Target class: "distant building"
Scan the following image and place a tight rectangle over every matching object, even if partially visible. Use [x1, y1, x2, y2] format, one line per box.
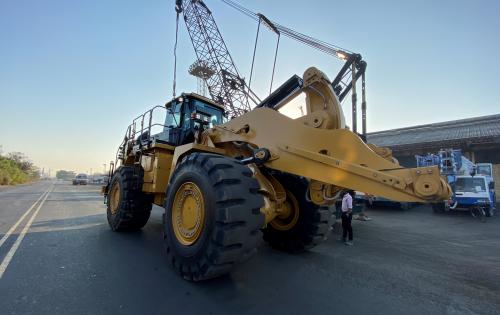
[56, 170, 76, 180]
[367, 114, 500, 197]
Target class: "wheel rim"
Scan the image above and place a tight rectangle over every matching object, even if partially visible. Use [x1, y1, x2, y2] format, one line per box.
[171, 182, 205, 246]
[270, 190, 300, 231]
[109, 181, 120, 215]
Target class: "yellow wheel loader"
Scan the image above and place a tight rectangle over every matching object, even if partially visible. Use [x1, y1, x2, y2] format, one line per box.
[103, 67, 451, 281]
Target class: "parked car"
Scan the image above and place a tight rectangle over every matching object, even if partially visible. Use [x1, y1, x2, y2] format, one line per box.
[72, 174, 89, 185]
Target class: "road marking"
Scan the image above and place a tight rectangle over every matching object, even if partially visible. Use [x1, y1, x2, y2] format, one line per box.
[0, 185, 52, 279]
[0, 186, 51, 249]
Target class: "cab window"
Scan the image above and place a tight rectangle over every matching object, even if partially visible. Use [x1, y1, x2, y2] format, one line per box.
[476, 165, 492, 176]
[455, 178, 486, 192]
[165, 102, 182, 128]
[192, 99, 224, 127]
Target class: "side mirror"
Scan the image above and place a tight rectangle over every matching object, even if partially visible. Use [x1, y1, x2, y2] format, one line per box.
[489, 181, 495, 190]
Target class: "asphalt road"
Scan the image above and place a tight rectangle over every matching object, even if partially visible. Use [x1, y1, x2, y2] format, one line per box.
[0, 181, 499, 315]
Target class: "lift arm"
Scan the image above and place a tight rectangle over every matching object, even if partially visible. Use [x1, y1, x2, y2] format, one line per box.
[202, 67, 451, 203]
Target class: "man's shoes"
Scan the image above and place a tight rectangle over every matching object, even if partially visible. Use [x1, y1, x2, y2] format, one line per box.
[344, 241, 354, 246]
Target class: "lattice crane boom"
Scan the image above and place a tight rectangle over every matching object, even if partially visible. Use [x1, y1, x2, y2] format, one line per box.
[175, 0, 259, 118]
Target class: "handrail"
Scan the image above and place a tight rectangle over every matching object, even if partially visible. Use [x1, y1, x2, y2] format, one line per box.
[128, 105, 169, 142]
[113, 105, 171, 171]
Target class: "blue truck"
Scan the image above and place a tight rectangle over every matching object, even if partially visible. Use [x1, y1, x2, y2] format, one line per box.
[416, 149, 496, 217]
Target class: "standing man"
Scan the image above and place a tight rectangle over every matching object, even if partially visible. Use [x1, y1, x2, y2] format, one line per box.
[341, 190, 354, 246]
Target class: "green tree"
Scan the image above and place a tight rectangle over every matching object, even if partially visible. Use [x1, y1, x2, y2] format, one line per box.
[0, 149, 40, 185]
[7, 152, 34, 172]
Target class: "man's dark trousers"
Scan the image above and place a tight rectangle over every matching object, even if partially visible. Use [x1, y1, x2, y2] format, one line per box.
[341, 212, 353, 241]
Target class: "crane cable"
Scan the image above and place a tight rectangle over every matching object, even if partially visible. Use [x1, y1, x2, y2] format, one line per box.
[269, 33, 280, 94]
[247, 15, 281, 96]
[246, 17, 261, 106]
[220, 0, 353, 59]
[172, 11, 180, 99]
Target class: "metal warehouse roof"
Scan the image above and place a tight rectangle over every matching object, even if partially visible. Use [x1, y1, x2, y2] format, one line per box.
[366, 114, 500, 148]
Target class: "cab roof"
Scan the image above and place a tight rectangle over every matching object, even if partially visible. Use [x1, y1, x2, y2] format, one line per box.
[165, 92, 225, 111]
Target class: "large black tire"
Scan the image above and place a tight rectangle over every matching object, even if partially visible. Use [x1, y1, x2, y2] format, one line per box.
[163, 153, 265, 281]
[106, 166, 153, 231]
[262, 173, 331, 253]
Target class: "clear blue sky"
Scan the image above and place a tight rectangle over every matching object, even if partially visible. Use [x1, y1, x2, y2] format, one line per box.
[1, 0, 499, 174]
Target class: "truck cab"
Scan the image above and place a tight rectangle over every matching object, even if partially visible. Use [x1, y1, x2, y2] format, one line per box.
[451, 175, 495, 216]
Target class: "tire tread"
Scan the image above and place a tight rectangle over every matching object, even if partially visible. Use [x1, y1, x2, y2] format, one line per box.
[163, 153, 264, 281]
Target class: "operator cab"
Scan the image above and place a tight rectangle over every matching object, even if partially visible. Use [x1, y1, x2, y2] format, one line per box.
[152, 93, 226, 146]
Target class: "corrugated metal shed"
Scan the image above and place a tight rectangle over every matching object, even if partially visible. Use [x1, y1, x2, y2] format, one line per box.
[367, 114, 500, 149]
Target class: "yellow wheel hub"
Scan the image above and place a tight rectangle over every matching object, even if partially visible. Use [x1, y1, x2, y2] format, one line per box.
[172, 182, 205, 246]
[109, 181, 120, 215]
[270, 190, 300, 231]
